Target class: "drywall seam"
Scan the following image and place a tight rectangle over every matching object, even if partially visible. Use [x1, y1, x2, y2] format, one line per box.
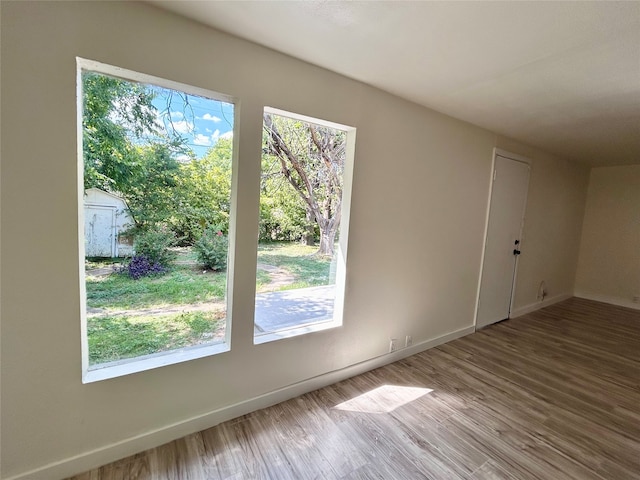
[4, 325, 475, 480]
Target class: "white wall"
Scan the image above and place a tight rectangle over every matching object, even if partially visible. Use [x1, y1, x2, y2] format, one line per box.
[575, 166, 640, 309]
[0, 2, 589, 478]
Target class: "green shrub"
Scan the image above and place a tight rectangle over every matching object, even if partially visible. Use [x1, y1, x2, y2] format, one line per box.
[194, 227, 228, 271]
[133, 226, 177, 267]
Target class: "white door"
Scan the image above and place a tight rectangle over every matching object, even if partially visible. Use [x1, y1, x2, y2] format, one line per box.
[476, 155, 530, 328]
[85, 206, 115, 257]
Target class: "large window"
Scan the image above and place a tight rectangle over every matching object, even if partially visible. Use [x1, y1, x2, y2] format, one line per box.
[78, 59, 235, 381]
[254, 108, 355, 342]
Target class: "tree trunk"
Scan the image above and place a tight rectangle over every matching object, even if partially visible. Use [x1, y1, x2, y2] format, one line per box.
[303, 208, 315, 246]
[317, 226, 338, 257]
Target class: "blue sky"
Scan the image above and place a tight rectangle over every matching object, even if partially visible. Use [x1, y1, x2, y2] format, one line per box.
[151, 87, 234, 160]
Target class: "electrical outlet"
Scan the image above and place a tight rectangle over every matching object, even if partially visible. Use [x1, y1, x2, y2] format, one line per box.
[389, 338, 399, 353]
[633, 295, 640, 304]
[405, 335, 413, 347]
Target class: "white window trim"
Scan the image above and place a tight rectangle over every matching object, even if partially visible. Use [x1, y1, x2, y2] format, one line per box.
[84, 343, 231, 383]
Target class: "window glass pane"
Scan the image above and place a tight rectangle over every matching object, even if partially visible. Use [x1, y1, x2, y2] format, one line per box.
[255, 111, 350, 339]
[81, 68, 234, 369]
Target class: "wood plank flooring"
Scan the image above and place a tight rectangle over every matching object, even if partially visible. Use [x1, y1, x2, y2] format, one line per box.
[69, 298, 640, 480]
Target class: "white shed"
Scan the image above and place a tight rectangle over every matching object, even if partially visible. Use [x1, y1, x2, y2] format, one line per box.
[84, 188, 134, 257]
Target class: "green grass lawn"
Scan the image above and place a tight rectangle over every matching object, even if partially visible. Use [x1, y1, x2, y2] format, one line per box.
[257, 242, 333, 289]
[88, 310, 224, 364]
[86, 242, 332, 365]
[87, 266, 227, 310]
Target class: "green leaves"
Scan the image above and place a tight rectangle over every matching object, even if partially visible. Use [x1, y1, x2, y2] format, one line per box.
[82, 71, 232, 244]
[82, 71, 161, 192]
[193, 227, 229, 271]
[132, 226, 177, 267]
[82, 71, 347, 253]
[173, 139, 233, 243]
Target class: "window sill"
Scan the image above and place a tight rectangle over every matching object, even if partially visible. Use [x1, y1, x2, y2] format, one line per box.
[253, 317, 342, 345]
[83, 341, 230, 383]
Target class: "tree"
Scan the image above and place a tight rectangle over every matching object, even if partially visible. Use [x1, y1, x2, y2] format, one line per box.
[173, 138, 233, 244]
[82, 71, 194, 240]
[262, 113, 346, 256]
[82, 71, 160, 193]
[259, 151, 309, 242]
[83, 70, 240, 246]
[123, 143, 182, 231]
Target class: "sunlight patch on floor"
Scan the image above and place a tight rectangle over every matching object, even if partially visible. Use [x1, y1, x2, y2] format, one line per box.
[333, 385, 433, 414]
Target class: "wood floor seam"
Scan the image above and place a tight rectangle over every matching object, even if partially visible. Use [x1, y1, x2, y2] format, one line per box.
[69, 298, 640, 480]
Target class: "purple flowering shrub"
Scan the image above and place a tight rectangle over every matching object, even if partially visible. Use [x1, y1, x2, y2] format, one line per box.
[121, 254, 167, 280]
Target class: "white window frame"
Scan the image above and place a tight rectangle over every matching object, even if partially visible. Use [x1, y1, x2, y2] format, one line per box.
[77, 58, 237, 382]
[253, 107, 356, 344]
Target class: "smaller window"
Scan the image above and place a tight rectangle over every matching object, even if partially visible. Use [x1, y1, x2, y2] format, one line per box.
[254, 108, 356, 343]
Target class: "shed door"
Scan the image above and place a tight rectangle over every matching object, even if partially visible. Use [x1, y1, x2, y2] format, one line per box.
[85, 206, 115, 257]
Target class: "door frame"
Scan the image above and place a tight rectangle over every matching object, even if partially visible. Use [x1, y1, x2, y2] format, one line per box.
[474, 148, 531, 329]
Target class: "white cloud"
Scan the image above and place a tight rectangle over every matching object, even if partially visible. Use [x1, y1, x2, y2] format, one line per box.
[170, 111, 184, 119]
[171, 120, 194, 134]
[193, 133, 213, 146]
[176, 154, 191, 163]
[202, 113, 222, 122]
[211, 129, 233, 143]
[205, 128, 213, 133]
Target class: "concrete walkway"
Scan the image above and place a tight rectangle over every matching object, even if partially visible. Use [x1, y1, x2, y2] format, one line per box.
[254, 285, 335, 333]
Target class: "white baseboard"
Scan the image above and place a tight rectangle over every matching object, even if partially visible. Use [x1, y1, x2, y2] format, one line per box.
[509, 293, 572, 318]
[7, 325, 475, 480]
[574, 292, 640, 311]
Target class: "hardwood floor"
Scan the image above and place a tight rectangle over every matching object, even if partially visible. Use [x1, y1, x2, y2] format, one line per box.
[69, 298, 640, 480]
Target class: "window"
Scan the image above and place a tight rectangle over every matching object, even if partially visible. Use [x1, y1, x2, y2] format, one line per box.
[254, 108, 355, 343]
[78, 59, 236, 381]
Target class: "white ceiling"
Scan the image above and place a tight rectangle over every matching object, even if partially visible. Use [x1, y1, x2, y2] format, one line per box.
[151, 1, 640, 167]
